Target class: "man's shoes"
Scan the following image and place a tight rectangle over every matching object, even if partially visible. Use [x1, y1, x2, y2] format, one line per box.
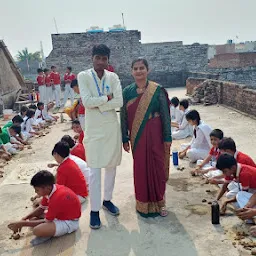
[103, 201, 120, 216]
[90, 211, 101, 229]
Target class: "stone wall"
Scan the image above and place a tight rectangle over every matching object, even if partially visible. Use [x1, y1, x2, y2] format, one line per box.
[191, 79, 256, 116]
[46, 30, 209, 88]
[186, 78, 207, 95]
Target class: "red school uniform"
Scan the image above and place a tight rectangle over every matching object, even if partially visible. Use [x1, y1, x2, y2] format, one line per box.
[50, 71, 61, 85]
[45, 74, 52, 87]
[78, 131, 84, 144]
[78, 100, 85, 115]
[64, 73, 76, 84]
[235, 151, 256, 168]
[37, 75, 45, 86]
[209, 147, 220, 161]
[71, 143, 86, 161]
[40, 184, 81, 221]
[224, 164, 256, 190]
[56, 158, 88, 197]
[106, 65, 114, 72]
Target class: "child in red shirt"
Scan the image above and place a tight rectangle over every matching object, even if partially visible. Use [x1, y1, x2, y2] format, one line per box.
[37, 68, 46, 104]
[50, 66, 61, 108]
[8, 171, 81, 246]
[191, 129, 223, 176]
[44, 68, 53, 104]
[216, 154, 256, 215]
[61, 135, 86, 161]
[70, 79, 86, 130]
[72, 120, 84, 144]
[63, 67, 76, 107]
[52, 141, 88, 203]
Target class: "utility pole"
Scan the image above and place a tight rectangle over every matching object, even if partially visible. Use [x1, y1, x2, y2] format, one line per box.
[122, 13, 125, 28]
[54, 18, 59, 34]
[40, 41, 45, 68]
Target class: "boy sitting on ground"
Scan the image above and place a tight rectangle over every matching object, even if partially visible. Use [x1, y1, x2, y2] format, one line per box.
[52, 141, 88, 203]
[170, 97, 182, 122]
[61, 135, 86, 161]
[171, 99, 193, 140]
[43, 102, 59, 122]
[72, 120, 84, 144]
[215, 154, 256, 215]
[20, 106, 28, 119]
[8, 170, 82, 246]
[35, 102, 47, 128]
[191, 129, 223, 177]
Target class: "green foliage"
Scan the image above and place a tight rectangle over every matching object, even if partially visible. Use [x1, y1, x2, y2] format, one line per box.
[16, 48, 42, 62]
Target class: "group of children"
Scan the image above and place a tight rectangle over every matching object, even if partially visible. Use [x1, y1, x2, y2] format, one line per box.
[171, 96, 256, 237]
[37, 66, 76, 108]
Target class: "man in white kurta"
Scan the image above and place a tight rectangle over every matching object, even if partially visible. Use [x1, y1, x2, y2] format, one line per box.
[77, 44, 123, 229]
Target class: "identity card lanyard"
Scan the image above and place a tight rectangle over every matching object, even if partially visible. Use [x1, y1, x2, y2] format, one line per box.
[91, 71, 106, 96]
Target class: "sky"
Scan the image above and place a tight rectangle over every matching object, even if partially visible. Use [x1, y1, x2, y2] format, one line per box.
[0, 0, 256, 58]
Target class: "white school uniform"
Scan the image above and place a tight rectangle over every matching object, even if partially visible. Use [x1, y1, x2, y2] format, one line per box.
[25, 118, 36, 134]
[170, 106, 182, 123]
[53, 85, 61, 107]
[181, 121, 212, 162]
[172, 108, 193, 140]
[35, 109, 46, 125]
[42, 105, 55, 121]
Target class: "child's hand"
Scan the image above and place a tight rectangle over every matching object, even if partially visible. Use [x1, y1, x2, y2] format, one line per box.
[209, 178, 219, 185]
[8, 222, 23, 233]
[74, 134, 79, 140]
[48, 163, 56, 168]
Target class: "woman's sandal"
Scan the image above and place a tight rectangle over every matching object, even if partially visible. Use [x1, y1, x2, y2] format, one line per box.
[160, 207, 168, 217]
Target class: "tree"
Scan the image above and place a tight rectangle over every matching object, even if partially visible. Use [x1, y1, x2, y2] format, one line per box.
[16, 48, 42, 62]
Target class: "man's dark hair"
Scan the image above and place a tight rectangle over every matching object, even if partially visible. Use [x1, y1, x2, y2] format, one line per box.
[43, 68, 49, 73]
[218, 137, 236, 152]
[216, 153, 237, 171]
[26, 109, 35, 118]
[67, 66, 72, 71]
[131, 58, 149, 71]
[51, 66, 56, 69]
[31, 170, 55, 187]
[186, 110, 201, 125]
[10, 125, 21, 134]
[170, 97, 180, 107]
[179, 99, 189, 109]
[20, 106, 28, 114]
[37, 68, 43, 73]
[12, 115, 24, 124]
[71, 79, 78, 88]
[61, 135, 75, 148]
[72, 119, 81, 126]
[37, 102, 44, 108]
[92, 44, 110, 58]
[210, 129, 224, 140]
[28, 104, 37, 110]
[52, 141, 70, 158]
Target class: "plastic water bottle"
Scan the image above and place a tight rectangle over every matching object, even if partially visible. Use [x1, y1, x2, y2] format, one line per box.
[172, 148, 179, 166]
[211, 201, 220, 224]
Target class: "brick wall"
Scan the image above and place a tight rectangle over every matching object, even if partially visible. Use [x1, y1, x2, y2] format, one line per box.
[186, 78, 207, 95]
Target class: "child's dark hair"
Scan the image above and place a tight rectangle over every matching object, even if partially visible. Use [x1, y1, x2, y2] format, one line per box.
[43, 68, 49, 73]
[179, 99, 189, 109]
[21, 106, 28, 114]
[10, 125, 21, 134]
[24, 110, 35, 130]
[216, 153, 237, 171]
[28, 104, 37, 110]
[131, 58, 149, 71]
[61, 135, 75, 148]
[210, 129, 224, 140]
[37, 68, 43, 73]
[31, 170, 55, 187]
[186, 110, 201, 125]
[218, 137, 236, 152]
[72, 119, 81, 126]
[51, 65, 56, 69]
[92, 44, 110, 59]
[170, 97, 180, 107]
[52, 141, 70, 158]
[71, 79, 78, 88]
[67, 66, 72, 71]
[37, 102, 44, 108]
[12, 115, 24, 124]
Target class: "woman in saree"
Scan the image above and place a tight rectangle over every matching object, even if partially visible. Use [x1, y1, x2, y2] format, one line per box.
[121, 58, 172, 218]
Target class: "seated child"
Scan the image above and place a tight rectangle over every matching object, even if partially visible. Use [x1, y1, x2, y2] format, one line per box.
[42, 102, 59, 122]
[61, 135, 86, 161]
[64, 100, 79, 121]
[170, 97, 182, 122]
[28, 104, 37, 111]
[48, 140, 89, 188]
[215, 154, 256, 215]
[23, 110, 41, 137]
[71, 79, 85, 130]
[171, 99, 193, 140]
[35, 102, 46, 127]
[191, 129, 224, 177]
[209, 137, 256, 185]
[3, 115, 28, 144]
[179, 110, 212, 163]
[72, 120, 84, 144]
[20, 106, 29, 119]
[8, 171, 81, 246]
[52, 141, 88, 203]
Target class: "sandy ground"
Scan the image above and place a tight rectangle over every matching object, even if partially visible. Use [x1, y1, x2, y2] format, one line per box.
[0, 88, 256, 256]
